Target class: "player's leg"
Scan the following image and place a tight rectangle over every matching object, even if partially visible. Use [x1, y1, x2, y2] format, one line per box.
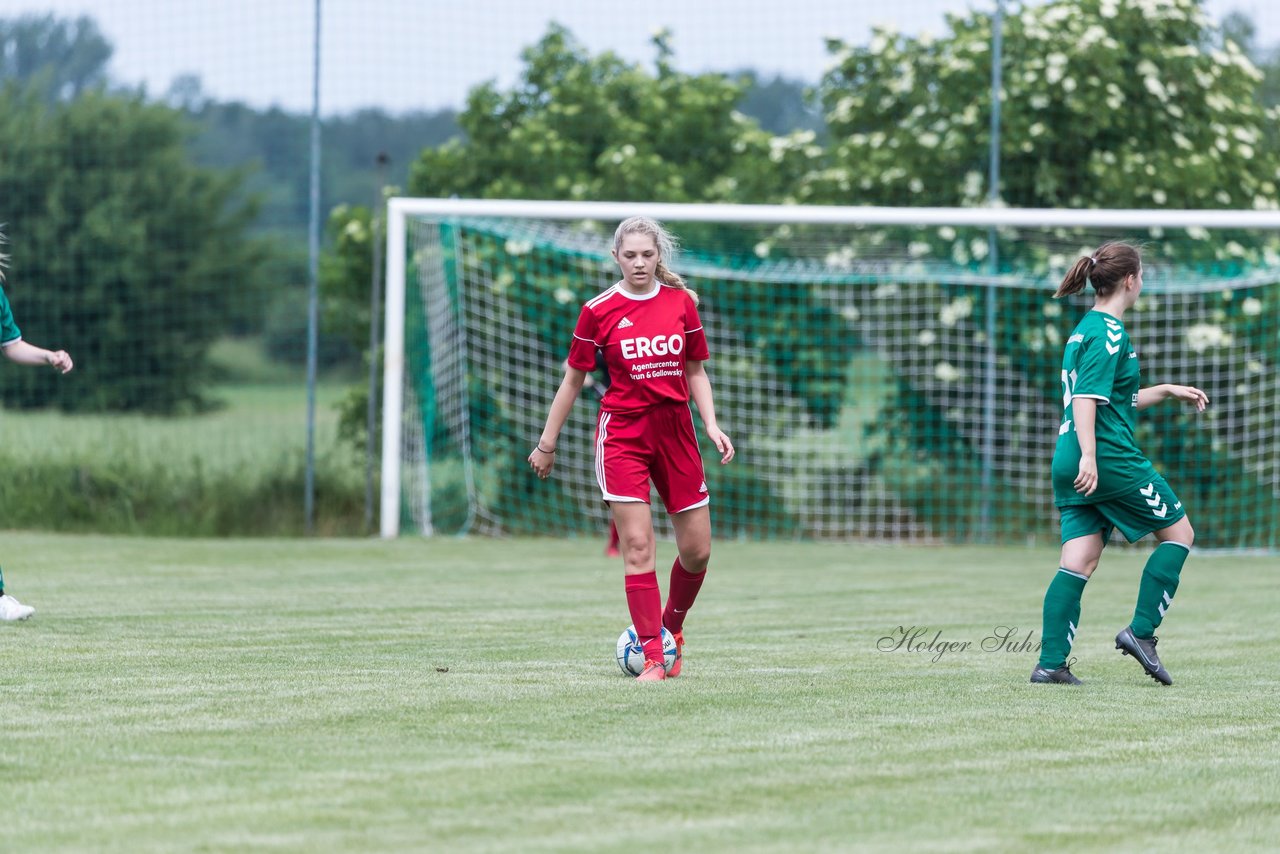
[650, 403, 711, 677]
[1130, 515, 1193, 639]
[1032, 506, 1107, 684]
[0, 566, 35, 621]
[664, 506, 712, 677]
[613, 501, 665, 678]
[668, 504, 711, 622]
[1108, 477, 1188, 685]
[596, 411, 665, 679]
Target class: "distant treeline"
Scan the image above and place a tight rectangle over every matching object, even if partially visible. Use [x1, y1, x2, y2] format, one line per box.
[178, 70, 817, 248]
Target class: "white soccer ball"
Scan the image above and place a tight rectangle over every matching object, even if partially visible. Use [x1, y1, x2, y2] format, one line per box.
[615, 625, 677, 676]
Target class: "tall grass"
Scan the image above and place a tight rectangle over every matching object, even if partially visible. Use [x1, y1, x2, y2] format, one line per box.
[0, 382, 368, 536]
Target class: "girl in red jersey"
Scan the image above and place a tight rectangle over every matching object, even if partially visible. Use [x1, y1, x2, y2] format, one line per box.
[529, 217, 734, 681]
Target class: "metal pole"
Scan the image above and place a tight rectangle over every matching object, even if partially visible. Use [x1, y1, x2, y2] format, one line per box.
[304, 0, 322, 534]
[380, 201, 408, 538]
[980, 0, 1004, 541]
[365, 152, 389, 533]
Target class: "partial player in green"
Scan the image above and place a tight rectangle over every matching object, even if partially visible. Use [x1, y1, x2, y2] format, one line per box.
[0, 230, 75, 621]
[1031, 242, 1207, 686]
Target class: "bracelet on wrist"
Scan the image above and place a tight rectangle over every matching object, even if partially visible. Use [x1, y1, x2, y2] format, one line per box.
[536, 445, 556, 454]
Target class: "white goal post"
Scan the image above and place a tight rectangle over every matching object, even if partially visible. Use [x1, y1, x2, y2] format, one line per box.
[381, 198, 1280, 540]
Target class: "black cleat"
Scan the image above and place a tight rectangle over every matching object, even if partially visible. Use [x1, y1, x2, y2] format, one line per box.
[1030, 664, 1083, 685]
[1116, 627, 1172, 685]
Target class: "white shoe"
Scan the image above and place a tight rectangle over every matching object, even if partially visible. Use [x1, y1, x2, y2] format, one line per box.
[0, 593, 35, 621]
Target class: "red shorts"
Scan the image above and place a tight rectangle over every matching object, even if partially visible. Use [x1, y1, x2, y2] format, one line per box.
[594, 402, 710, 514]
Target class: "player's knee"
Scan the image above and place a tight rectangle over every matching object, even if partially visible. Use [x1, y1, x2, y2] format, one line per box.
[1059, 551, 1099, 577]
[1070, 557, 1099, 577]
[1179, 520, 1195, 548]
[679, 546, 710, 574]
[619, 536, 655, 568]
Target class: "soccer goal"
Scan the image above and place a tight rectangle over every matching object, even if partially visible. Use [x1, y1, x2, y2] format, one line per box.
[381, 199, 1280, 550]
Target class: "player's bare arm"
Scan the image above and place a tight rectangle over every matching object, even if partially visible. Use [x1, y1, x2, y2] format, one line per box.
[1072, 396, 1098, 496]
[686, 360, 734, 464]
[529, 366, 588, 479]
[1136, 383, 1208, 412]
[3, 340, 73, 374]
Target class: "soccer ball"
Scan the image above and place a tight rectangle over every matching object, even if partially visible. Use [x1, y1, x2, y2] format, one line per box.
[615, 625, 677, 677]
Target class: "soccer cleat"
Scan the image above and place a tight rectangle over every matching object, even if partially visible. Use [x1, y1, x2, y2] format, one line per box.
[0, 593, 35, 621]
[667, 631, 685, 678]
[635, 660, 667, 682]
[1116, 627, 1172, 685]
[605, 544, 621, 558]
[1030, 664, 1083, 685]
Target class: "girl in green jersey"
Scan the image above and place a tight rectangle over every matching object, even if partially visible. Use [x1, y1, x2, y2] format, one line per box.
[0, 231, 75, 621]
[1032, 242, 1207, 686]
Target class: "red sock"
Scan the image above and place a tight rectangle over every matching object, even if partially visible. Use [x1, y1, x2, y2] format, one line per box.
[625, 571, 664, 664]
[663, 557, 706, 634]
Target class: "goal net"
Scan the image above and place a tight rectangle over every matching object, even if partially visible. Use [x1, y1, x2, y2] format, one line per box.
[382, 200, 1280, 550]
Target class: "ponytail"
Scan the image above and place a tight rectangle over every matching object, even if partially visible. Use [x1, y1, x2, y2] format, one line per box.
[1054, 242, 1142, 299]
[655, 260, 698, 305]
[1053, 257, 1093, 298]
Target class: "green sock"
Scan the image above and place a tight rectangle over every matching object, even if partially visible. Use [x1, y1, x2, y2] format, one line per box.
[1129, 542, 1189, 638]
[1038, 568, 1088, 670]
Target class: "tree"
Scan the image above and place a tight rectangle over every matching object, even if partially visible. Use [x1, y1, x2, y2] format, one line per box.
[1222, 10, 1280, 154]
[734, 71, 825, 137]
[806, 0, 1280, 264]
[408, 24, 813, 205]
[0, 86, 264, 413]
[0, 14, 112, 102]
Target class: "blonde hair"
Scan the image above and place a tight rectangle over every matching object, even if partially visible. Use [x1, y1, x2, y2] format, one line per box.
[613, 216, 698, 305]
[1054, 241, 1142, 299]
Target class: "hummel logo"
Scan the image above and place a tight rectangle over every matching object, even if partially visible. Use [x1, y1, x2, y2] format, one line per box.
[1174, 501, 1182, 510]
[618, 317, 633, 329]
[1107, 330, 1123, 343]
[1106, 343, 1120, 355]
[1140, 483, 1155, 497]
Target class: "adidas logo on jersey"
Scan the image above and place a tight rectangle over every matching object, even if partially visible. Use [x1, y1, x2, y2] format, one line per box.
[699, 481, 708, 493]
[617, 317, 633, 329]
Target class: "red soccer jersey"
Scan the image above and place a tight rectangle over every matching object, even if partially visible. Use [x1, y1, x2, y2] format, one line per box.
[567, 283, 710, 413]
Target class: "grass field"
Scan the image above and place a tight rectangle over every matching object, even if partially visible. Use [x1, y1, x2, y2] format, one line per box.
[3, 533, 1278, 852]
[0, 379, 369, 535]
[1, 382, 351, 476]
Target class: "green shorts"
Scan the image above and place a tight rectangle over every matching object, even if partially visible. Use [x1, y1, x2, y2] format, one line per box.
[1058, 475, 1186, 545]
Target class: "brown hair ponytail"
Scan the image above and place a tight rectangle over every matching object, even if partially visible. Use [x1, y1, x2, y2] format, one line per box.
[1053, 242, 1142, 299]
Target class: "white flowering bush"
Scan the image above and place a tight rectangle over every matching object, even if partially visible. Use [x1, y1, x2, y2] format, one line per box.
[806, 0, 1280, 266]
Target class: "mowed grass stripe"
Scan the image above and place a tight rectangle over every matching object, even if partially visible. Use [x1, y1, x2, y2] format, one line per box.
[2, 534, 1277, 852]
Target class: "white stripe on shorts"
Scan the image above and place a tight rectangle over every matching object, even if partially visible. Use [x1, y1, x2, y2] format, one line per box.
[594, 412, 640, 502]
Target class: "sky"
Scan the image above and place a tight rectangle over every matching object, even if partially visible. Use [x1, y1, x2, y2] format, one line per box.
[1, 0, 1277, 115]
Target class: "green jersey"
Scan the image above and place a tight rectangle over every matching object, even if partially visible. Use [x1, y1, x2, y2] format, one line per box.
[1052, 310, 1156, 505]
[0, 283, 21, 347]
